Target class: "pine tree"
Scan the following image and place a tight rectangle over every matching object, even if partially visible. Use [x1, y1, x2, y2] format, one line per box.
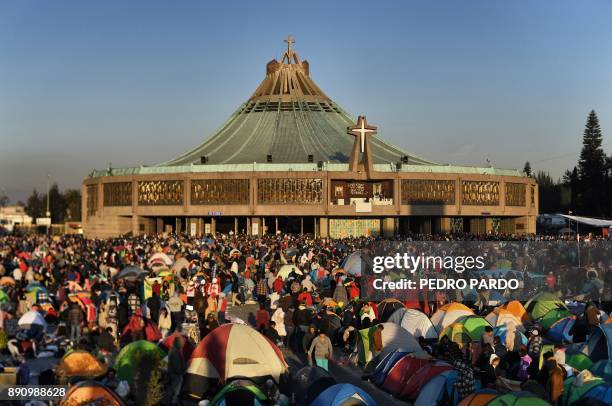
[523, 161, 532, 177]
[577, 110, 606, 215]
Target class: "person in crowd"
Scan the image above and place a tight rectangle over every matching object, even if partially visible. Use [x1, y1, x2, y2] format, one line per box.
[308, 331, 333, 371]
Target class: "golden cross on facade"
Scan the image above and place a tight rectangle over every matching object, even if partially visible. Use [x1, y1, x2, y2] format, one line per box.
[348, 116, 377, 153]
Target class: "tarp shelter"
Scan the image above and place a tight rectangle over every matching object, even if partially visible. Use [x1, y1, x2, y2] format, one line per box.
[582, 325, 612, 363]
[114, 340, 166, 384]
[56, 350, 107, 379]
[431, 303, 474, 332]
[209, 379, 268, 406]
[381, 356, 430, 395]
[184, 324, 288, 399]
[377, 298, 405, 322]
[61, 380, 125, 406]
[294, 366, 336, 406]
[559, 214, 612, 228]
[525, 292, 567, 320]
[311, 383, 376, 406]
[590, 360, 612, 382]
[388, 308, 437, 340]
[354, 322, 424, 364]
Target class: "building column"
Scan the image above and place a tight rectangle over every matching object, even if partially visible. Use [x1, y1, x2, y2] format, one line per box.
[318, 217, 328, 238]
[382, 217, 395, 238]
[132, 215, 140, 236]
[485, 218, 494, 235]
[156, 218, 164, 234]
[247, 217, 252, 235]
[275, 217, 278, 234]
[234, 217, 238, 235]
[440, 217, 451, 233]
[300, 217, 304, 234]
[262, 217, 266, 235]
[210, 217, 216, 234]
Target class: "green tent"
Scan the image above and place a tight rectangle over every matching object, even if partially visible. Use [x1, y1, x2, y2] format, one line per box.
[566, 353, 594, 371]
[540, 308, 572, 330]
[113, 340, 166, 384]
[487, 391, 549, 405]
[439, 315, 491, 346]
[0, 290, 9, 304]
[562, 376, 604, 406]
[210, 380, 268, 406]
[525, 292, 566, 320]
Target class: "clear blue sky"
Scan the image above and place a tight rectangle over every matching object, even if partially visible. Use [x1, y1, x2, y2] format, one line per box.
[1, 0, 611, 202]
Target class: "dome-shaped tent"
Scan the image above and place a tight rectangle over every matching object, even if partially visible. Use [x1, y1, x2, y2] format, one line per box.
[114, 340, 166, 384]
[431, 303, 474, 332]
[61, 380, 125, 406]
[525, 292, 566, 320]
[353, 322, 425, 364]
[582, 325, 612, 363]
[311, 383, 376, 406]
[56, 350, 107, 379]
[183, 323, 288, 399]
[388, 308, 437, 340]
[485, 308, 524, 332]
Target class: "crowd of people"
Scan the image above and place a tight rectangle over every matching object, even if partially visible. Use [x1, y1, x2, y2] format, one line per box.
[0, 231, 609, 405]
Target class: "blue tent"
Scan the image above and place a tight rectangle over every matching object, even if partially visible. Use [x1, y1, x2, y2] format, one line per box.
[311, 384, 377, 406]
[582, 383, 612, 404]
[340, 251, 373, 277]
[369, 349, 412, 386]
[582, 325, 612, 363]
[546, 316, 575, 343]
[493, 325, 528, 347]
[590, 360, 612, 382]
[414, 370, 482, 406]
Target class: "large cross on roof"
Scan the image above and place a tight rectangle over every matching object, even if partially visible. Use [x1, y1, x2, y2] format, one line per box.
[348, 116, 377, 153]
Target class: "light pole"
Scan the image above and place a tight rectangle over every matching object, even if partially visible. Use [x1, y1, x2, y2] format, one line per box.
[46, 174, 51, 235]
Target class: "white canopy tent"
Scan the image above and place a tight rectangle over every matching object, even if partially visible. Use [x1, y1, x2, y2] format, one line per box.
[559, 214, 612, 228]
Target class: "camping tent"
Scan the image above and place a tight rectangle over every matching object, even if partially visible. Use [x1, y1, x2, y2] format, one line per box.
[525, 292, 566, 320]
[414, 369, 459, 406]
[381, 356, 430, 395]
[566, 353, 594, 372]
[377, 299, 405, 322]
[18, 310, 47, 329]
[56, 350, 107, 379]
[498, 300, 530, 323]
[353, 322, 424, 364]
[485, 309, 524, 332]
[431, 303, 474, 331]
[400, 361, 454, 400]
[340, 251, 373, 277]
[545, 316, 575, 343]
[458, 389, 498, 406]
[540, 308, 573, 330]
[114, 340, 166, 384]
[487, 391, 549, 405]
[209, 379, 268, 406]
[562, 375, 605, 406]
[183, 324, 288, 399]
[388, 308, 437, 340]
[369, 349, 413, 386]
[439, 316, 491, 346]
[159, 332, 194, 361]
[590, 360, 612, 382]
[311, 383, 376, 406]
[582, 325, 612, 363]
[277, 264, 302, 280]
[294, 366, 336, 406]
[62, 380, 125, 406]
[581, 383, 612, 405]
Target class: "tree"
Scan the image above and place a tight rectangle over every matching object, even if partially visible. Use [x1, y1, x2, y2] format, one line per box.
[523, 161, 532, 177]
[577, 110, 607, 215]
[63, 189, 81, 221]
[0, 193, 8, 208]
[562, 166, 579, 212]
[48, 183, 68, 223]
[25, 189, 44, 220]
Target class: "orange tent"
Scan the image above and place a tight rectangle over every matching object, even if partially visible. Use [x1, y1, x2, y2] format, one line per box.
[459, 391, 498, 406]
[61, 380, 125, 406]
[56, 350, 107, 379]
[499, 300, 529, 322]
